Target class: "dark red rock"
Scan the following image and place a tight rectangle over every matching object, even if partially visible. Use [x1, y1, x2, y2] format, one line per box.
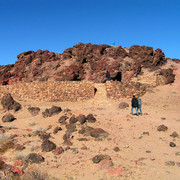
[69, 115, 78, 124]
[42, 105, 62, 118]
[118, 102, 129, 109]
[28, 107, 40, 116]
[86, 114, 96, 123]
[77, 114, 87, 124]
[159, 68, 175, 84]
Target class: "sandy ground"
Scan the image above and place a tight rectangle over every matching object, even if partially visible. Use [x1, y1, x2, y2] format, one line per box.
[0, 60, 180, 180]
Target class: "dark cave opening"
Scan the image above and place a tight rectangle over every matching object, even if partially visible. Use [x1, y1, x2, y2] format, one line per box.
[111, 72, 122, 82]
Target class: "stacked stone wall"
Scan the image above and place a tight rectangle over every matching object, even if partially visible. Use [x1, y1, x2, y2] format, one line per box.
[105, 75, 166, 99]
[0, 81, 95, 102]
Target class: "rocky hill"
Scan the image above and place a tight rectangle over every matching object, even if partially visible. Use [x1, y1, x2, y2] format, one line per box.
[0, 43, 177, 87]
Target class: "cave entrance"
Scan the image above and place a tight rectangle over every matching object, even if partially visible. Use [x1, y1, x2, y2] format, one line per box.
[111, 72, 122, 82]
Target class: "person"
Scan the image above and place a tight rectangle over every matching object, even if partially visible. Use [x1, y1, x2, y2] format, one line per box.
[106, 71, 110, 81]
[131, 95, 139, 116]
[136, 95, 142, 115]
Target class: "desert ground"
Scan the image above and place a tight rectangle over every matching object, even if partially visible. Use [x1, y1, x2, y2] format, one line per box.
[0, 60, 180, 180]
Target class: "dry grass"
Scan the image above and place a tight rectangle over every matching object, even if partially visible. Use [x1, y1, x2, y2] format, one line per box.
[22, 167, 58, 180]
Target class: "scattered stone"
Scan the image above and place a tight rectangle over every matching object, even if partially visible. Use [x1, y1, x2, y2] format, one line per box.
[98, 159, 113, 170]
[108, 167, 124, 175]
[175, 152, 180, 156]
[42, 105, 62, 118]
[81, 145, 88, 150]
[1, 93, 21, 111]
[0, 159, 5, 169]
[150, 157, 155, 161]
[143, 132, 149, 135]
[66, 124, 77, 133]
[59, 115, 68, 124]
[53, 126, 62, 134]
[165, 161, 175, 166]
[2, 113, 16, 122]
[169, 142, 176, 147]
[26, 153, 45, 164]
[28, 107, 40, 116]
[77, 114, 87, 124]
[90, 128, 109, 139]
[15, 144, 26, 151]
[86, 114, 96, 123]
[52, 146, 64, 155]
[143, 113, 149, 115]
[77, 138, 89, 141]
[92, 154, 111, 164]
[170, 131, 179, 138]
[72, 148, 78, 154]
[118, 102, 129, 109]
[69, 115, 78, 124]
[157, 125, 168, 131]
[78, 126, 94, 136]
[113, 146, 120, 152]
[161, 117, 166, 120]
[38, 132, 50, 140]
[176, 162, 180, 167]
[146, 150, 151, 153]
[41, 140, 56, 152]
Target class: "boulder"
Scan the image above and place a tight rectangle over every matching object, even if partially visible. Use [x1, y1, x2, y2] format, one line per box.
[86, 114, 96, 123]
[118, 102, 129, 109]
[52, 146, 64, 155]
[90, 128, 109, 138]
[42, 105, 62, 118]
[28, 107, 40, 116]
[1, 93, 21, 111]
[53, 126, 62, 134]
[157, 125, 168, 131]
[69, 115, 78, 124]
[2, 113, 15, 122]
[77, 114, 87, 124]
[59, 115, 68, 124]
[92, 154, 111, 163]
[41, 140, 56, 152]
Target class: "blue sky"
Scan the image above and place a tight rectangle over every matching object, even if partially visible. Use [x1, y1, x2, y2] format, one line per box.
[0, 0, 180, 65]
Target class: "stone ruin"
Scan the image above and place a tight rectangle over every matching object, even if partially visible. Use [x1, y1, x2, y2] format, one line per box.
[0, 43, 177, 100]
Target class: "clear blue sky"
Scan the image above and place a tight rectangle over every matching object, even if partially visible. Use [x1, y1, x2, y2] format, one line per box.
[0, 0, 180, 65]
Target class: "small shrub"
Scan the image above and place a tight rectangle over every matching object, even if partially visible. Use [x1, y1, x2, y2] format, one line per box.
[0, 139, 15, 154]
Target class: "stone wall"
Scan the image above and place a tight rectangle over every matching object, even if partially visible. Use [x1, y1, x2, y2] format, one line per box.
[105, 75, 166, 99]
[0, 80, 95, 102]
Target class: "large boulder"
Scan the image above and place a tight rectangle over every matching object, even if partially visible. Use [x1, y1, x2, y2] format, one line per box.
[1, 93, 21, 111]
[41, 140, 56, 152]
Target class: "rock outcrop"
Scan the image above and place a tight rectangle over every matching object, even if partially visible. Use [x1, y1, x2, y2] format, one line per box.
[0, 43, 171, 85]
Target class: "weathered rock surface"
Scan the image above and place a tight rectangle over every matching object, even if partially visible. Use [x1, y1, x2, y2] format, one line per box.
[86, 114, 96, 123]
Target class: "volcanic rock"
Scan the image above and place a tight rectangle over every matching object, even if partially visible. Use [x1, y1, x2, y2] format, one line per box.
[1, 93, 21, 111]
[170, 131, 179, 138]
[38, 132, 50, 140]
[118, 102, 129, 109]
[169, 142, 176, 147]
[53, 126, 62, 134]
[86, 114, 96, 123]
[41, 140, 56, 152]
[90, 128, 109, 138]
[59, 115, 68, 124]
[52, 146, 64, 155]
[66, 124, 77, 133]
[157, 125, 168, 131]
[69, 115, 78, 124]
[77, 114, 87, 124]
[28, 107, 40, 116]
[2, 113, 16, 122]
[42, 105, 62, 118]
[78, 126, 94, 136]
[92, 154, 111, 163]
